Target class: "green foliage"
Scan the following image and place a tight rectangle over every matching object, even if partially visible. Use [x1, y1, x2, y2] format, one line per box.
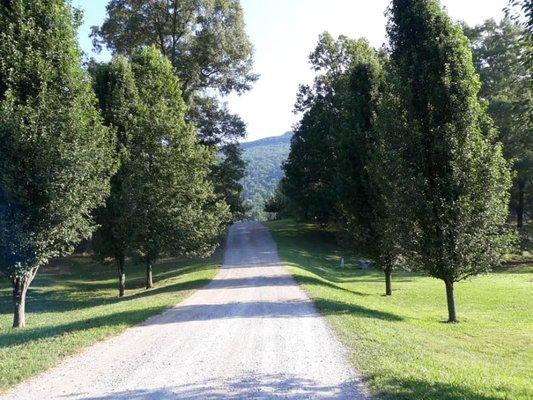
[189, 95, 248, 146]
[92, 0, 257, 98]
[93, 0, 255, 216]
[92, 0, 255, 144]
[281, 3, 519, 318]
[89, 57, 140, 264]
[212, 143, 247, 221]
[127, 47, 229, 267]
[264, 186, 287, 216]
[334, 45, 389, 261]
[284, 33, 370, 223]
[464, 18, 533, 227]
[384, 0, 515, 320]
[505, 0, 533, 49]
[283, 33, 409, 294]
[0, 0, 116, 326]
[283, 101, 338, 223]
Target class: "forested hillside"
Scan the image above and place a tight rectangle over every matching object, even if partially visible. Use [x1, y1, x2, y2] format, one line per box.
[241, 132, 292, 219]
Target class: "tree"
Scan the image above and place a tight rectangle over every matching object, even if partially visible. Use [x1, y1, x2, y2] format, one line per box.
[264, 185, 287, 217]
[464, 19, 532, 228]
[0, 0, 116, 327]
[188, 96, 247, 146]
[505, 1, 533, 39]
[284, 33, 360, 223]
[91, 0, 256, 144]
[386, 0, 514, 322]
[335, 44, 407, 296]
[127, 47, 229, 289]
[89, 57, 140, 297]
[92, 0, 256, 98]
[211, 143, 247, 221]
[291, 34, 408, 295]
[283, 101, 339, 223]
[92, 0, 254, 218]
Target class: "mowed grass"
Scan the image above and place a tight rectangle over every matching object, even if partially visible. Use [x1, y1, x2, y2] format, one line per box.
[266, 219, 533, 400]
[0, 253, 220, 392]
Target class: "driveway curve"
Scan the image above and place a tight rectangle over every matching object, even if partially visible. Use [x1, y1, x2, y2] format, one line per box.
[1, 221, 366, 399]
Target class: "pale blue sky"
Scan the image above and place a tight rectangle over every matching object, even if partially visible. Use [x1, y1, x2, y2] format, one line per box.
[73, 0, 506, 141]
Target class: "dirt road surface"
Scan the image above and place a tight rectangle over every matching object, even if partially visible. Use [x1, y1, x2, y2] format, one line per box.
[2, 222, 366, 399]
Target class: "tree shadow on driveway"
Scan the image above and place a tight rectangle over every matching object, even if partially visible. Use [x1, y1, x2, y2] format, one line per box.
[141, 297, 402, 326]
[77, 373, 364, 399]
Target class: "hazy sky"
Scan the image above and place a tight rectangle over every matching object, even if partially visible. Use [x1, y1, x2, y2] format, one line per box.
[73, 0, 506, 142]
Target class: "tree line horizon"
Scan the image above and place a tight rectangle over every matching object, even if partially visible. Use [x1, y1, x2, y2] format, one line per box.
[269, 0, 531, 322]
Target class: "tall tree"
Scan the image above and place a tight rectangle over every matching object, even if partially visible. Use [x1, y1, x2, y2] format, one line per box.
[283, 101, 339, 223]
[0, 0, 116, 327]
[128, 46, 229, 289]
[386, 0, 514, 322]
[505, 0, 533, 39]
[211, 143, 247, 221]
[335, 44, 407, 296]
[464, 19, 532, 228]
[89, 57, 140, 297]
[284, 33, 362, 223]
[291, 34, 410, 295]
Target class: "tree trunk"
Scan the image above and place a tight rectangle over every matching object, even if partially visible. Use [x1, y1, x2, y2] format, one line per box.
[384, 268, 392, 296]
[117, 256, 126, 297]
[145, 261, 154, 289]
[444, 279, 457, 323]
[11, 270, 36, 328]
[517, 179, 525, 228]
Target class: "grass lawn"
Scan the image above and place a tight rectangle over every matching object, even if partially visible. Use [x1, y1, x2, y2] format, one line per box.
[266, 219, 533, 400]
[0, 253, 220, 392]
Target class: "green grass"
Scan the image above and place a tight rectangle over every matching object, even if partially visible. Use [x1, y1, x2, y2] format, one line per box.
[0, 253, 220, 392]
[266, 219, 533, 400]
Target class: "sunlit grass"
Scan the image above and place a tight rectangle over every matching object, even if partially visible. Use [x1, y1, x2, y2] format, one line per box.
[0, 253, 220, 391]
[267, 219, 533, 400]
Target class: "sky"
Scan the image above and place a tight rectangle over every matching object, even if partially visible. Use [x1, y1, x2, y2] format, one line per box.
[73, 0, 506, 142]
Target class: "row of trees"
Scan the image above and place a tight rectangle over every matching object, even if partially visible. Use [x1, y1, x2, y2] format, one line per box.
[90, 49, 228, 297]
[278, 0, 531, 322]
[0, 0, 255, 328]
[92, 0, 255, 220]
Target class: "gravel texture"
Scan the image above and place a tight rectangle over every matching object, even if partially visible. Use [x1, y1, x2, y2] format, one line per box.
[2, 221, 366, 399]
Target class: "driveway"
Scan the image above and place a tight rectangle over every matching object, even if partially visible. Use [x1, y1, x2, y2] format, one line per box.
[1, 221, 365, 399]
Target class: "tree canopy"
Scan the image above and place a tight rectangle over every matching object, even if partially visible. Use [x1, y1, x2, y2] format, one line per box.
[212, 143, 247, 222]
[384, 0, 514, 321]
[92, 0, 257, 98]
[464, 18, 532, 228]
[279, 1, 518, 320]
[0, 0, 116, 327]
[92, 0, 255, 218]
[127, 46, 229, 288]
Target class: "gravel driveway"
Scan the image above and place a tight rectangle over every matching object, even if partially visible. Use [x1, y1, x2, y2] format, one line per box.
[2, 221, 366, 399]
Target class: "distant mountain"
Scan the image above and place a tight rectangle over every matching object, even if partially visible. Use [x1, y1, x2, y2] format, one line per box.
[241, 132, 292, 219]
[241, 131, 293, 150]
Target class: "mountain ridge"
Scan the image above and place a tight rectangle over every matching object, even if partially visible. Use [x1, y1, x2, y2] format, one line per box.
[241, 131, 293, 149]
[240, 131, 292, 219]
